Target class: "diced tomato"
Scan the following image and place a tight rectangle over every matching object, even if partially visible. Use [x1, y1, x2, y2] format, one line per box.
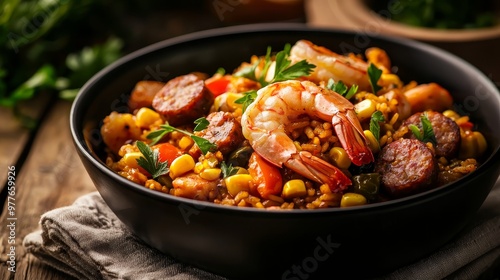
[459, 121, 474, 131]
[247, 152, 283, 199]
[153, 143, 182, 165]
[205, 75, 231, 97]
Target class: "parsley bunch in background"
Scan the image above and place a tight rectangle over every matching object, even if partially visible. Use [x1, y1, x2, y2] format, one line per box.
[0, 0, 123, 128]
[378, 0, 497, 29]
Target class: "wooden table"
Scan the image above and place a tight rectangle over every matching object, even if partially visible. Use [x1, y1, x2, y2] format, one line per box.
[0, 95, 95, 279]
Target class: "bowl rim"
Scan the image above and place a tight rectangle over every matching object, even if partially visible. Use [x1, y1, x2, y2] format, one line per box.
[70, 22, 500, 216]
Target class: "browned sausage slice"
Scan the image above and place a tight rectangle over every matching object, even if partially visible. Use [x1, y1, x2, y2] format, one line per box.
[375, 138, 438, 198]
[128, 80, 165, 112]
[398, 110, 460, 158]
[190, 111, 245, 156]
[152, 74, 214, 126]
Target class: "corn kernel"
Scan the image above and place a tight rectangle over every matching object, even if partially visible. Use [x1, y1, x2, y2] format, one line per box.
[473, 131, 487, 156]
[235, 167, 249, 174]
[213, 92, 244, 112]
[178, 136, 193, 150]
[442, 110, 460, 120]
[340, 193, 367, 207]
[135, 107, 161, 128]
[226, 93, 244, 109]
[319, 184, 331, 194]
[363, 130, 380, 153]
[329, 147, 351, 169]
[380, 73, 402, 87]
[282, 179, 307, 199]
[120, 152, 143, 169]
[206, 157, 219, 168]
[224, 174, 254, 197]
[200, 168, 222, 181]
[169, 154, 195, 179]
[459, 131, 487, 159]
[354, 99, 377, 121]
[456, 116, 470, 126]
[194, 162, 204, 173]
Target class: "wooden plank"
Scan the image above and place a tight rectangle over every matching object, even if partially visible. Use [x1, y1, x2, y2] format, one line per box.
[0, 99, 95, 280]
[0, 93, 53, 191]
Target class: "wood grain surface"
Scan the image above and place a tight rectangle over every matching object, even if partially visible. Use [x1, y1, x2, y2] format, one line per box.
[0, 100, 95, 280]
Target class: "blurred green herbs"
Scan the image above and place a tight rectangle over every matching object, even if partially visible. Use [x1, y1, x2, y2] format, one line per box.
[389, 0, 497, 29]
[0, 0, 123, 128]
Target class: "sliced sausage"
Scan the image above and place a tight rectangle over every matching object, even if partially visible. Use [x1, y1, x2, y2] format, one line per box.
[397, 110, 460, 158]
[375, 138, 438, 198]
[152, 74, 214, 126]
[128, 80, 165, 112]
[189, 111, 245, 156]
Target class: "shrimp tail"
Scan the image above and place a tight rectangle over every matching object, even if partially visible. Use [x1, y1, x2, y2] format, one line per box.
[332, 110, 375, 166]
[285, 151, 351, 192]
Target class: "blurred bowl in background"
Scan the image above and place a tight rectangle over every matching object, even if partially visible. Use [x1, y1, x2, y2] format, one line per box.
[306, 0, 500, 81]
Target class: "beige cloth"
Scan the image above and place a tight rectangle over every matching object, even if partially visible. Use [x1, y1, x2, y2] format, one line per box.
[23, 179, 500, 280]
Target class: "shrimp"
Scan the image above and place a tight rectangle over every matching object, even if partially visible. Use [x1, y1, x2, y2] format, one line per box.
[101, 112, 142, 154]
[365, 47, 391, 74]
[289, 40, 372, 91]
[241, 80, 374, 191]
[403, 83, 453, 113]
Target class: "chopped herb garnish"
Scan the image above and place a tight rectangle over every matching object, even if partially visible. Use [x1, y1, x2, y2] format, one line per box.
[216, 67, 226, 75]
[221, 161, 238, 178]
[326, 78, 359, 100]
[146, 122, 217, 155]
[146, 125, 175, 146]
[235, 44, 315, 88]
[234, 44, 315, 112]
[234, 90, 258, 113]
[345, 84, 359, 100]
[191, 135, 217, 155]
[369, 111, 385, 143]
[327, 79, 347, 94]
[136, 141, 169, 179]
[367, 63, 383, 93]
[193, 117, 210, 132]
[408, 125, 422, 140]
[409, 112, 437, 145]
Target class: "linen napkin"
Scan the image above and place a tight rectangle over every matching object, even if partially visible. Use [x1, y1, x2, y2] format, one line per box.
[23, 179, 500, 280]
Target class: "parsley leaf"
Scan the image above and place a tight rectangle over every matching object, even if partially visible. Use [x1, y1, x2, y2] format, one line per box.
[136, 141, 169, 179]
[369, 111, 385, 143]
[193, 117, 210, 132]
[147, 126, 175, 145]
[221, 161, 238, 178]
[146, 122, 217, 155]
[270, 44, 315, 85]
[409, 112, 437, 145]
[235, 44, 315, 88]
[420, 112, 437, 145]
[327, 78, 346, 94]
[367, 63, 383, 93]
[234, 90, 258, 113]
[216, 67, 226, 75]
[408, 124, 423, 140]
[191, 135, 217, 155]
[234, 61, 258, 81]
[326, 79, 359, 100]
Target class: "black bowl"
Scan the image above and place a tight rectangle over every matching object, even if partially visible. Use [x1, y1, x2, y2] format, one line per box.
[70, 23, 500, 279]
